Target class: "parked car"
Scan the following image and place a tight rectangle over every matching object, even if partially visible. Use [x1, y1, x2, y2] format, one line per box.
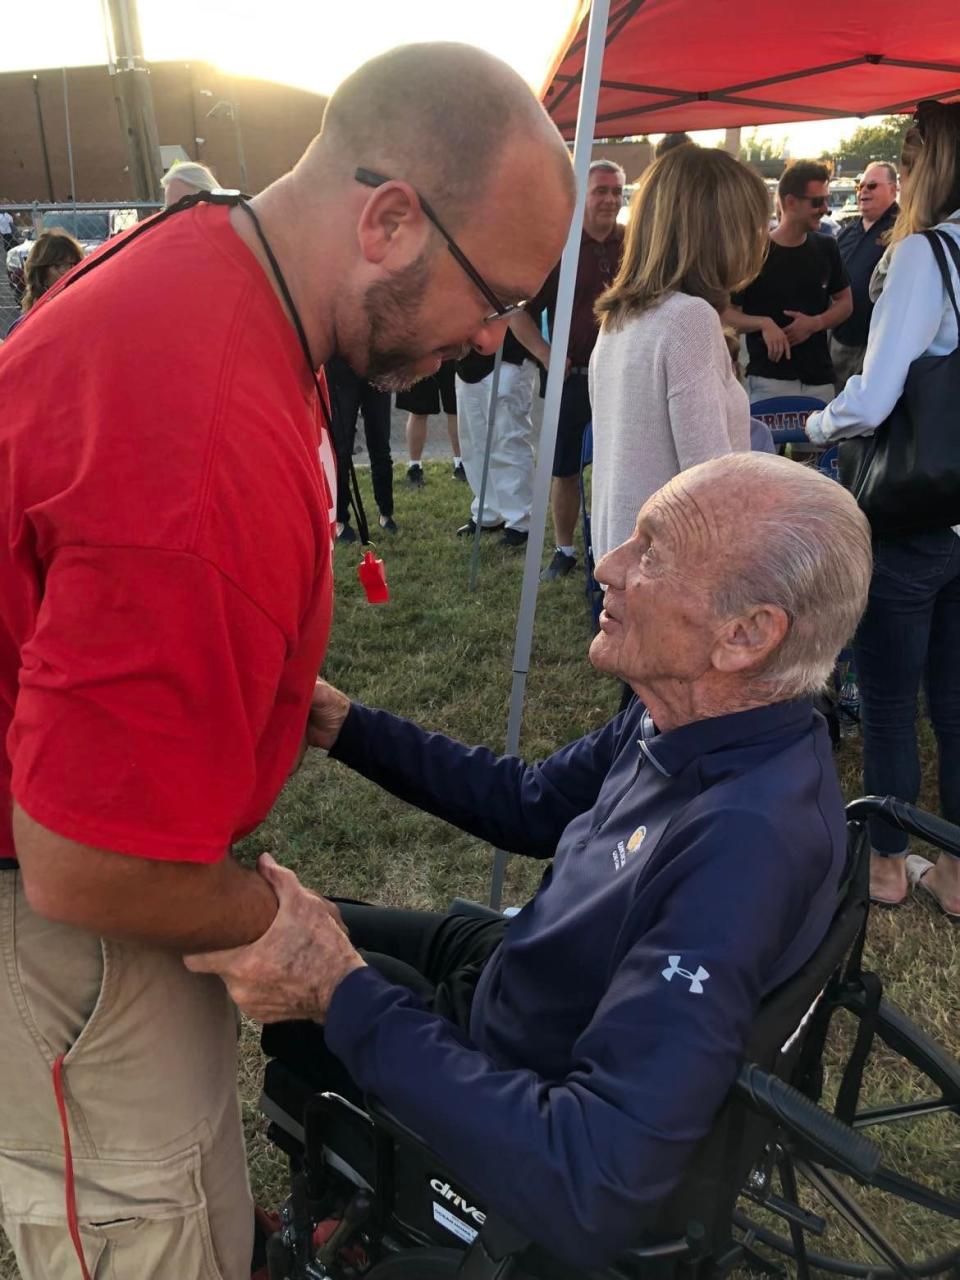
[5, 208, 138, 300]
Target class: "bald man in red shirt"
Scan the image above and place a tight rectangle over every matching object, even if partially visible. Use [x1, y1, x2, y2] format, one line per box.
[0, 44, 573, 1280]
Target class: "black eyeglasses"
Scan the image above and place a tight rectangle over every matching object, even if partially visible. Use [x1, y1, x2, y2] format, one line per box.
[795, 195, 829, 208]
[355, 167, 527, 325]
[856, 181, 889, 192]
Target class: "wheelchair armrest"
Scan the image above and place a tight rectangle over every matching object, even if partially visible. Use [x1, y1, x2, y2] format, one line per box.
[846, 796, 960, 857]
[735, 1064, 882, 1179]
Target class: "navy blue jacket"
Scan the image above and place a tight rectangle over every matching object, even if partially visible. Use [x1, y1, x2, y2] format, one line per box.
[325, 697, 846, 1266]
[834, 203, 899, 347]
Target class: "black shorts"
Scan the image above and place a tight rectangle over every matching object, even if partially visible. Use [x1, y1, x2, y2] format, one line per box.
[395, 359, 457, 416]
[552, 371, 592, 478]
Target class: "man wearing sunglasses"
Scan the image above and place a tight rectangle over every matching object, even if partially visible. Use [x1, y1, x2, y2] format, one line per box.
[831, 162, 900, 386]
[725, 160, 852, 404]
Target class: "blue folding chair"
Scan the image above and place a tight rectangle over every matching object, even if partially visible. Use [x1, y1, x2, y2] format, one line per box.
[751, 396, 859, 733]
[578, 421, 603, 632]
[749, 395, 827, 453]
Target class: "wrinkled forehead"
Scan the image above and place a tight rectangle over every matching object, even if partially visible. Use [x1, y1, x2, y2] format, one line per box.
[638, 478, 723, 562]
[588, 168, 623, 193]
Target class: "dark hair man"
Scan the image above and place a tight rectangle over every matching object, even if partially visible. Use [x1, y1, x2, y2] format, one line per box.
[189, 452, 872, 1270]
[830, 161, 900, 386]
[655, 131, 694, 157]
[510, 158, 626, 581]
[0, 43, 574, 1280]
[724, 160, 853, 402]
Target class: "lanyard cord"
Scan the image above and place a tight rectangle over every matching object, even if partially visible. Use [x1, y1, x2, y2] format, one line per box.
[46, 190, 371, 545]
[235, 199, 370, 543]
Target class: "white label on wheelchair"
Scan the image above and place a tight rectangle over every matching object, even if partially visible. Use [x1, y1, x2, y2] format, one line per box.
[430, 1176, 486, 1244]
[432, 1202, 480, 1245]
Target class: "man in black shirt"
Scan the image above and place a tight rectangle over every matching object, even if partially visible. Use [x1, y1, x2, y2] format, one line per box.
[725, 160, 852, 404]
[831, 162, 899, 386]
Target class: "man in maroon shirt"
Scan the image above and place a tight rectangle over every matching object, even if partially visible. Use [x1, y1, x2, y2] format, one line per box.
[0, 43, 574, 1280]
[512, 159, 626, 580]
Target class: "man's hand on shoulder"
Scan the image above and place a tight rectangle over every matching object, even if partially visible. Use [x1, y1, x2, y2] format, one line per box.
[307, 679, 352, 751]
[185, 853, 365, 1023]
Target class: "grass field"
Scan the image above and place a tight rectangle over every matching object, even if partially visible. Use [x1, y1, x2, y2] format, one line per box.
[2, 460, 957, 1277]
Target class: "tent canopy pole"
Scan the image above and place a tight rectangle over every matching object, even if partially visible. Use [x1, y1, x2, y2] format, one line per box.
[488, 0, 612, 909]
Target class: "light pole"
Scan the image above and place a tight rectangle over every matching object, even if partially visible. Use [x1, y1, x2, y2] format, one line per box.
[202, 93, 249, 192]
[102, 0, 163, 200]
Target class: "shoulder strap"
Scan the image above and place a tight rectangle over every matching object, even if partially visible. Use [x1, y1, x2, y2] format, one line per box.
[921, 229, 960, 329]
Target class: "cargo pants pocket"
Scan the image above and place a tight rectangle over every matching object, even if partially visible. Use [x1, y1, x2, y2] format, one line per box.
[0, 1138, 226, 1279]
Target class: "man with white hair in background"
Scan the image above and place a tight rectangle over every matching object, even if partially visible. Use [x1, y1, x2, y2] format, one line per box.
[830, 161, 900, 385]
[161, 160, 221, 206]
[190, 451, 873, 1270]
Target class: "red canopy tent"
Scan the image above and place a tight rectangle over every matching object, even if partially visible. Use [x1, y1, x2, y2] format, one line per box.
[541, 0, 960, 138]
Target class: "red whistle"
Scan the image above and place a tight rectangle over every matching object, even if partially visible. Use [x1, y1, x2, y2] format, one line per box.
[357, 550, 390, 604]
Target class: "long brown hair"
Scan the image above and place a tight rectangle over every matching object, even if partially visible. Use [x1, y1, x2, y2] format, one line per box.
[21, 229, 84, 311]
[596, 145, 769, 329]
[891, 103, 960, 245]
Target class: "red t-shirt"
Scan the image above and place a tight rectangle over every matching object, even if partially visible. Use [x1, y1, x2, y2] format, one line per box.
[0, 204, 335, 862]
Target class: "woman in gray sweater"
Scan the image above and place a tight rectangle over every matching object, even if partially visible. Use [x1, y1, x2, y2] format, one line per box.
[590, 145, 770, 560]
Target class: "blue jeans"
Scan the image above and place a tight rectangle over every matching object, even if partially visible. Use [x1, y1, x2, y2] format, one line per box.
[854, 530, 960, 854]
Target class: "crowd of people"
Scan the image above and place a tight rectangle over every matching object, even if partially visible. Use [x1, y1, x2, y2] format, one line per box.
[0, 37, 958, 1279]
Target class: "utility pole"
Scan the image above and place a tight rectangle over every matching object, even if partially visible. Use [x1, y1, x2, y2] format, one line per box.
[103, 0, 162, 200]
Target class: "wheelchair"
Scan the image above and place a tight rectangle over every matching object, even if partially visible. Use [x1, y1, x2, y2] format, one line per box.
[258, 796, 960, 1279]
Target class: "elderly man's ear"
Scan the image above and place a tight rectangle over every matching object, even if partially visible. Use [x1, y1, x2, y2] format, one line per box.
[711, 605, 789, 675]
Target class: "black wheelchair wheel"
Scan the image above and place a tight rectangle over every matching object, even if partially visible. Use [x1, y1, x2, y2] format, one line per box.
[735, 997, 960, 1278]
[364, 1246, 466, 1278]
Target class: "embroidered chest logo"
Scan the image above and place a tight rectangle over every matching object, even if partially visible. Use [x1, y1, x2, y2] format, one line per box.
[611, 825, 646, 870]
[662, 955, 710, 994]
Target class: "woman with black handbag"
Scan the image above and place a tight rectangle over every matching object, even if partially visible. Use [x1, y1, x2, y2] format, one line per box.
[805, 101, 960, 918]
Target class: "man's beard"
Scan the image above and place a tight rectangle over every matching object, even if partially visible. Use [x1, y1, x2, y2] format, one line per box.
[362, 254, 436, 393]
[360, 256, 472, 391]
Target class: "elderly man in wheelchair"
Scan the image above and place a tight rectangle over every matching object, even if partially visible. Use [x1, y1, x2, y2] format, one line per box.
[189, 452, 960, 1280]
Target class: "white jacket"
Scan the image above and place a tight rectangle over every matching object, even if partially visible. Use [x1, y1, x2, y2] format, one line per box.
[807, 213, 960, 444]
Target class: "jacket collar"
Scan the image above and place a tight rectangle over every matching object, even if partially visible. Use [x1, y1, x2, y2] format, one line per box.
[634, 698, 815, 779]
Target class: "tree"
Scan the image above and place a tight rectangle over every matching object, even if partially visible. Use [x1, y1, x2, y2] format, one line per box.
[822, 116, 908, 176]
[740, 128, 785, 164]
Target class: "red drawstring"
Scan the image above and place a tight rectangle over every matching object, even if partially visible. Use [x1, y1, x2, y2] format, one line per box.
[52, 1053, 93, 1280]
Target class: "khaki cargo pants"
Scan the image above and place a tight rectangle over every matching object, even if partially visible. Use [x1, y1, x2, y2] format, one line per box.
[0, 872, 253, 1279]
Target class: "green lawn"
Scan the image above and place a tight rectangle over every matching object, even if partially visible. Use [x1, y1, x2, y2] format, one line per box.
[2, 460, 957, 1277]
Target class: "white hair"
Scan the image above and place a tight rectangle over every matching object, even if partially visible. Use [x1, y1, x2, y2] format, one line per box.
[160, 162, 219, 193]
[589, 158, 626, 183]
[681, 453, 873, 699]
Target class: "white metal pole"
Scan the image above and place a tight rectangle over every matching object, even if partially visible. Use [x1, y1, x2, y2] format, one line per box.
[468, 346, 505, 592]
[488, 0, 611, 908]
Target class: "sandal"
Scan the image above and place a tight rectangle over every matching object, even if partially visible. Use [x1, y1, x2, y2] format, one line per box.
[906, 854, 960, 924]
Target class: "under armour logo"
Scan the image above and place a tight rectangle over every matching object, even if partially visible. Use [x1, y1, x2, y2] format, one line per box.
[662, 955, 710, 994]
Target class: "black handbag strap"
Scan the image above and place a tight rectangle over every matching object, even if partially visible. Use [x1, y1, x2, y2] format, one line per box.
[922, 228, 960, 333]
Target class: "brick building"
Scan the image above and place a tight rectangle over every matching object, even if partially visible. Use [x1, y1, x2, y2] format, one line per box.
[0, 61, 328, 202]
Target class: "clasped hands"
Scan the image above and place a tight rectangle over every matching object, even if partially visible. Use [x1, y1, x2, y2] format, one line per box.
[186, 679, 363, 1023]
[761, 311, 820, 363]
